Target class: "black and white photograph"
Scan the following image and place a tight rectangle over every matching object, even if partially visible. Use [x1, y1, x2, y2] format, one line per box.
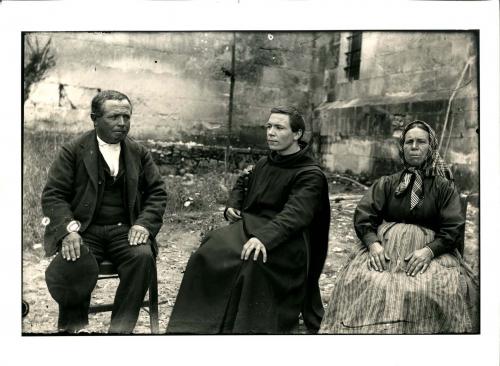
[1, 1, 499, 366]
[21, 30, 480, 335]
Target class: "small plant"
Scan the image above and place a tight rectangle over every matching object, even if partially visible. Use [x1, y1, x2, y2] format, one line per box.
[24, 35, 56, 103]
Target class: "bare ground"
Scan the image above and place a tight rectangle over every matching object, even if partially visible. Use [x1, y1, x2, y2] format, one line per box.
[22, 192, 479, 334]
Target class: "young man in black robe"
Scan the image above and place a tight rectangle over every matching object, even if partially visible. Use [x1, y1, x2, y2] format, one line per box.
[167, 106, 331, 334]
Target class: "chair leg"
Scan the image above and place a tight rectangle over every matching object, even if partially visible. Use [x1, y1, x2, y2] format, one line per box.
[149, 263, 160, 334]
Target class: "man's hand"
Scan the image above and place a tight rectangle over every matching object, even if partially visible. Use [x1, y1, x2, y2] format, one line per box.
[368, 241, 390, 271]
[241, 237, 267, 263]
[128, 225, 149, 245]
[404, 247, 433, 276]
[61, 232, 82, 261]
[226, 207, 242, 222]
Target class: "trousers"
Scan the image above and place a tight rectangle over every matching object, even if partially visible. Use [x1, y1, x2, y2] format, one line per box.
[55, 223, 154, 333]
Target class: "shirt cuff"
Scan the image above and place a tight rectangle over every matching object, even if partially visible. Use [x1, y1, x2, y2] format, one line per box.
[424, 246, 435, 258]
[426, 239, 446, 258]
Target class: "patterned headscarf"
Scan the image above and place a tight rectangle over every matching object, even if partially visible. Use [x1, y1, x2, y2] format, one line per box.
[395, 120, 453, 210]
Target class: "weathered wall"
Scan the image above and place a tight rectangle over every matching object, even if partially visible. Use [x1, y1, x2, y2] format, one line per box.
[24, 32, 233, 141]
[229, 32, 324, 147]
[314, 31, 478, 190]
[24, 31, 479, 190]
[24, 32, 327, 148]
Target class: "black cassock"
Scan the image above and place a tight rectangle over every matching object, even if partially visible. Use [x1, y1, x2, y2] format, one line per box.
[167, 144, 330, 334]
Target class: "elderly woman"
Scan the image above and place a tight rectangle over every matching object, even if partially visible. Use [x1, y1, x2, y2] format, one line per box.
[320, 120, 476, 334]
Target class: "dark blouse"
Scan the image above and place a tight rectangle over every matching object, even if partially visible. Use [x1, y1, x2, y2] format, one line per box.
[354, 171, 464, 257]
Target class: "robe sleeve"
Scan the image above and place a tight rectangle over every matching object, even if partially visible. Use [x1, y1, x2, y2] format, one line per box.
[248, 169, 326, 250]
[225, 173, 248, 214]
[353, 176, 390, 247]
[224, 159, 262, 220]
[426, 179, 464, 257]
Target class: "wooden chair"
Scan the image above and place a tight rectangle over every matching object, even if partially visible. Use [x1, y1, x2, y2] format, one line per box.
[88, 260, 160, 334]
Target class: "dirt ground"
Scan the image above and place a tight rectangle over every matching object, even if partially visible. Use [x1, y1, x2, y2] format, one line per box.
[21, 189, 479, 334]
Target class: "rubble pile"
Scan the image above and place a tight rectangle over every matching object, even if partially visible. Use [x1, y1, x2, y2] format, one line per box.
[143, 139, 267, 175]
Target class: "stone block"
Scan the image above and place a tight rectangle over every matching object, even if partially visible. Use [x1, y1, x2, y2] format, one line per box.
[464, 110, 478, 129]
[447, 136, 479, 157]
[468, 62, 479, 86]
[335, 84, 347, 101]
[453, 97, 478, 113]
[280, 89, 309, 109]
[371, 139, 399, 160]
[359, 52, 375, 76]
[326, 141, 366, 174]
[367, 77, 385, 96]
[410, 99, 447, 114]
[314, 33, 331, 49]
[428, 40, 454, 64]
[254, 87, 281, 105]
[377, 54, 404, 75]
[434, 67, 461, 91]
[233, 103, 271, 128]
[261, 66, 309, 91]
[326, 42, 340, 70]
[385, 73, 412, 94]
[233, 82, 253, 100]
[283, 51, 313, 73]
[408, 71, 437, 94]
[373, 32, 409, 56]
[341, 82, 354, 101]
[450, 111, 479, 131]
[400, 48, 432, 74]
[386, 102, 411, 116]
[351, 80, 369, 99]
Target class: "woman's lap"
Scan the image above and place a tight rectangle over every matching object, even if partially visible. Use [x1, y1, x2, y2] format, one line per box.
[320, 223, 473, 334]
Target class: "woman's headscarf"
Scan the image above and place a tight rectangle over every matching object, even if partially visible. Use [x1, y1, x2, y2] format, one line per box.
[395, 120, 453, 210]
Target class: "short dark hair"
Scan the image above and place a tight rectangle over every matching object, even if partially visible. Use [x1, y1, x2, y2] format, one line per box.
[270, 105, 305, 140]
[90, 90, 132, 119]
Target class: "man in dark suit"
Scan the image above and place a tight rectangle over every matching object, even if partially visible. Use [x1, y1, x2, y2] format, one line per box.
[41, 90, 167, 333]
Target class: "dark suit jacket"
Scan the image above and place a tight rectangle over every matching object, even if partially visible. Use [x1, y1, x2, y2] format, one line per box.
[41, 130, 167, 257]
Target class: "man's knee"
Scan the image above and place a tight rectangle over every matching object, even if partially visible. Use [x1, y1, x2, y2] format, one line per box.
[129, 243, 154, 266]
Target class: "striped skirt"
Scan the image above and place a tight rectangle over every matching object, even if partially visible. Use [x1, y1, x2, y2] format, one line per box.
[320, 222, 476, 334]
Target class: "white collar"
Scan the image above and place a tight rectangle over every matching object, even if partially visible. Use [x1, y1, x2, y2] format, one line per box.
[96, 134, 121, 149]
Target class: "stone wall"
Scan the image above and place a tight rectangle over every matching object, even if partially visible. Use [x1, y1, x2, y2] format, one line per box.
[24, 31, 479, 190]
[24, 32, 330, 148]
[228, 32, 325, 147]
[313, 31, 479, 191]
[24, 32, 233, 141]
[144, 139, 267, 175]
